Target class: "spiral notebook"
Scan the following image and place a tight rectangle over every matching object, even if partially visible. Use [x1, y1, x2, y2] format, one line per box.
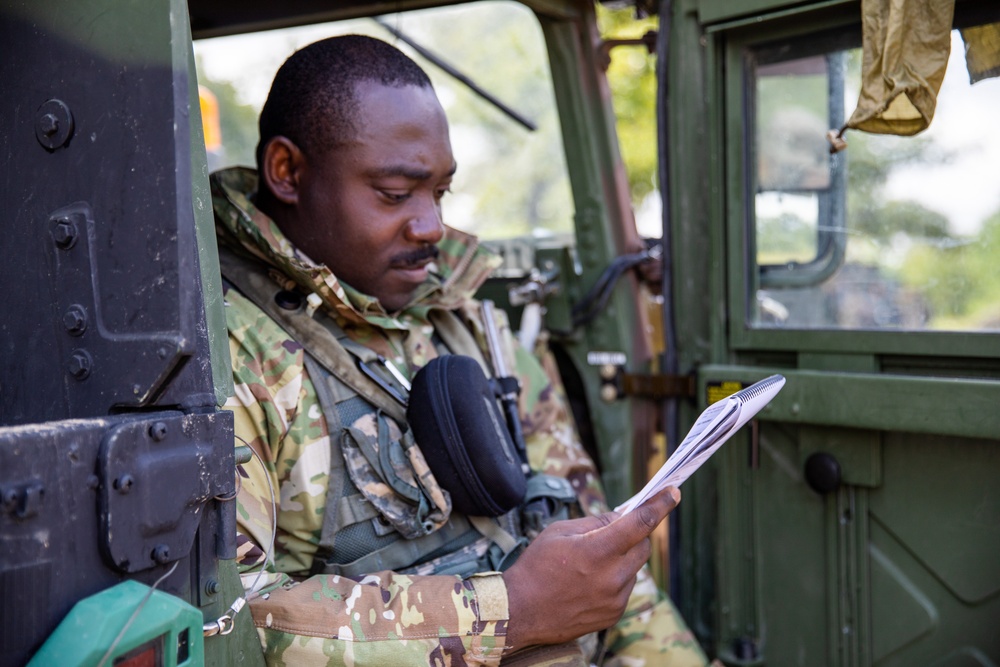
[616, 374, 786, 514]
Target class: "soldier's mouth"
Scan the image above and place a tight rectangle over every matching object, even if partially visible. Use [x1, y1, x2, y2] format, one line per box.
[390, 245, 440, 271]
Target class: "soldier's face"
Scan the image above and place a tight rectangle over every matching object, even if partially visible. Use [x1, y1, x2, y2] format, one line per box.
[297, 81, 454, 313]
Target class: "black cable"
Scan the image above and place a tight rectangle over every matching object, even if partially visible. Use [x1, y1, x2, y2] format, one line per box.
[571, 245, 661, 328]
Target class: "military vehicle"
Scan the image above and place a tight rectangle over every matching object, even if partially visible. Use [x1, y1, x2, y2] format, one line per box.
[2, 0, 998, 665]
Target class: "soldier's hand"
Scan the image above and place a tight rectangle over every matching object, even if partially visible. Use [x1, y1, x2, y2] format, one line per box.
[501, 486, 680, 652]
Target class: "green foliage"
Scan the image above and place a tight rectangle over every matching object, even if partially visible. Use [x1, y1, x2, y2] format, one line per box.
[845, 132, 953, 243]
[381, 3, 575, 238]
[757, 212, 818, 264]
[842, 127, 1000, 329]
[899, 211, 1000, 327]
[597, 5, 659, 206]
[196, 56, 259, 169]
[192, 4, 662, 236]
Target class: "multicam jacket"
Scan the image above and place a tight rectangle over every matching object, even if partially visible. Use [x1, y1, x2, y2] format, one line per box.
[212, 167, 710, 667]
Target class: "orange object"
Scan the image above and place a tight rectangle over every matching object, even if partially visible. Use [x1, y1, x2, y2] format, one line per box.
[198, 85, 221, 151]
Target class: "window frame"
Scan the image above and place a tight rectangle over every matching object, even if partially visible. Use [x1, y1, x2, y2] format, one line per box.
[722, 7, 1000, 359]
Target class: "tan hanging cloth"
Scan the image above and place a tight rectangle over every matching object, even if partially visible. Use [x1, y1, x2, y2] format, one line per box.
[961, 22, 1000, 84]
[843, 0, 956, 137]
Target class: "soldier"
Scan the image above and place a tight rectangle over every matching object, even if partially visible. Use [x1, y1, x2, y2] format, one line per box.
[212, 34, 712, 666]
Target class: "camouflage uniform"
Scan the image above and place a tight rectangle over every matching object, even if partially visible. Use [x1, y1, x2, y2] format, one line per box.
[212, 167, 711, 667]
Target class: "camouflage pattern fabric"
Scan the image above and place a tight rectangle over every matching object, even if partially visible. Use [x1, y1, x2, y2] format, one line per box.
[213, 167, 710, 666]
[339, 412, 451, 540]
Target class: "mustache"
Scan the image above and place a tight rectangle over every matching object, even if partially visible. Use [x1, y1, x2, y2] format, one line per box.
[390, 244, 440, 267]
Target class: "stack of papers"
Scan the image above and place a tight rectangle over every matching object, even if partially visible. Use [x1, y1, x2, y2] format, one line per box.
[616, 374, 786, 514]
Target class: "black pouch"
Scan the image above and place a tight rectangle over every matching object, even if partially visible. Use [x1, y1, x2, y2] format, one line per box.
[407, 355, 527, 517]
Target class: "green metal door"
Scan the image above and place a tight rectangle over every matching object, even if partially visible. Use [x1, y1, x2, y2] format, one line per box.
[663, 1, 1000, 664]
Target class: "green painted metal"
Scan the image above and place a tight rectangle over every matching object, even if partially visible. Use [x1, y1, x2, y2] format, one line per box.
[29, 580, 204, 667]
[540, 5, 649, 505]
[732, 326, 1000, 360]
[869, 433, 1000, 663]
[668, 0, 1000, 664]
[700, 0, 851, 31]
[181, 0, 234, 407]
[697, 0, 821, 25]
[698, 366, 1000, 441]
[664, 0, 725, 644]
[710, 425, 1000, 666]
[204, 560, 267, 667]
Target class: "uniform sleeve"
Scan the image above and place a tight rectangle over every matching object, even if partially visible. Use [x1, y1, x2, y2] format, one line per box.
[223, 290, 509, 666]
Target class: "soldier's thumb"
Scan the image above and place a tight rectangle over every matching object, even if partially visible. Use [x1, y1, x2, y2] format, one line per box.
[603, 486, 680, 553]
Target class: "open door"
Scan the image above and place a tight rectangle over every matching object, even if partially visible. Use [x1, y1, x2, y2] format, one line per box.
[0, 1, 257, 664]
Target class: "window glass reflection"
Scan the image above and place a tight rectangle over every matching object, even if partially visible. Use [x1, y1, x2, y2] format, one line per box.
[751, 31, 1000, 331]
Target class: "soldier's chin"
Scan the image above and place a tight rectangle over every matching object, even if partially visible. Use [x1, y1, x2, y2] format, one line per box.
[379, 283, 420, 313]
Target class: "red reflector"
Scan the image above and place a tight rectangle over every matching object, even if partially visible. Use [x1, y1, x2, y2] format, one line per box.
[113, 636, 163, 667]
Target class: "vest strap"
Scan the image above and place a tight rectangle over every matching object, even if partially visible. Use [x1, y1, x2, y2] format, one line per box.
[429, 309, 491, 374]
[318, 514, 475, 578]
[304, 355, 348, 557]
[334, 492, 379, 526]
[218, 246, 406, 424]
[468, 515, 521, 555]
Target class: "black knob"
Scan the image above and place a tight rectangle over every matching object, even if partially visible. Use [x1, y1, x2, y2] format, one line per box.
[804, 452, 841, 494]
[275, 290, 303, 310]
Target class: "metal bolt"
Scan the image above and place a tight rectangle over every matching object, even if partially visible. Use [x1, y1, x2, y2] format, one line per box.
[151, 544, 171, 564]
[205, 578, 221, 596]
[149, 422, 168, 441]
[53, 219, 78, 249]
[38, 113, 59, 136]
[68, 349, 92, 380]
[114, 474, 134, 494]
[63, 304, 88, 335]
[86, 475, 99, 490]
[35, 99, 74, 150]
[599, 384, 618, 403]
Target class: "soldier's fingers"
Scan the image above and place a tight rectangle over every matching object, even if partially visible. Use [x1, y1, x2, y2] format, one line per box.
[593, 487, 680, 555]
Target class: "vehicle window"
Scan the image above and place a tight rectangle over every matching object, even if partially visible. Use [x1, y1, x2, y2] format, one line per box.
[750, 29, 1000, 332]
[193, 1, 574, 241]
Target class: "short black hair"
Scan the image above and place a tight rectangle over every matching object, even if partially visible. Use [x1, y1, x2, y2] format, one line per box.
[256, 34, 433, 168]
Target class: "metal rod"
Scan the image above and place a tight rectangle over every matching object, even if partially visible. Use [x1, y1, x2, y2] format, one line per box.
[373, 18, 538, 132]
[481, 300, 530, 472]
[655, 0, 684, 614]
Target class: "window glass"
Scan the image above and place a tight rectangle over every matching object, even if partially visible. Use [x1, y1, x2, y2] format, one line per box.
[193, 2, 574, 241]
[750, 30, 1000, 331]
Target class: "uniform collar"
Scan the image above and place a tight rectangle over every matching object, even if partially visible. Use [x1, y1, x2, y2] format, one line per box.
[211, 167, 501, 330]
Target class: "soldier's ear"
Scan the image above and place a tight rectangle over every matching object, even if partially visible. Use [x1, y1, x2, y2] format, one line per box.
[261, 136, 305, 206]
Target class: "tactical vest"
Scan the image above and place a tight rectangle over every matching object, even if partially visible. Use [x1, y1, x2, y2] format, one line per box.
[219, 247, 579, 580]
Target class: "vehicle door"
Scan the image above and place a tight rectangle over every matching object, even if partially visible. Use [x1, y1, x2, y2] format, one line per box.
[663, 1, 1000, 664]
[0, 1, 257, 665]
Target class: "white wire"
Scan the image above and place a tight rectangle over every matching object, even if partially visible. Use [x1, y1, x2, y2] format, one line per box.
[201, 435, 279, 637]
[233, 434, 278, 599]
